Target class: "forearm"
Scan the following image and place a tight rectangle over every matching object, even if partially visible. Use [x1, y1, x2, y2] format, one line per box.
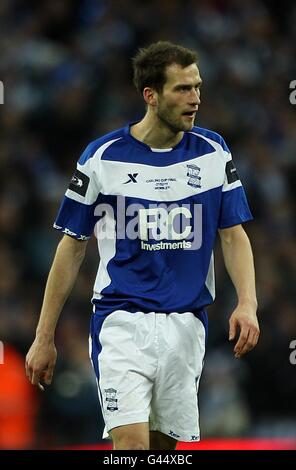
[220, 227, 257, 308]
[36, 236, 87, 340]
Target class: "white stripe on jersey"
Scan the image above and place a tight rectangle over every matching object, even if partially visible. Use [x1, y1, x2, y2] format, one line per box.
[66, 137, 122, 205]
[190, 131, 242, 194]
[99, 151, 225, 201]
[93, 211, 116, 299]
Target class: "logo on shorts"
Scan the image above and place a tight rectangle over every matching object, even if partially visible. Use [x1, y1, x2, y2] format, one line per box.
[169, 430, 180, 438]
[105, 388, 118, 412]
[190, 435, 199, 441]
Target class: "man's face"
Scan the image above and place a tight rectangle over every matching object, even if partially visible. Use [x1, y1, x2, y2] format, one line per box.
[156, 63, 202, 132]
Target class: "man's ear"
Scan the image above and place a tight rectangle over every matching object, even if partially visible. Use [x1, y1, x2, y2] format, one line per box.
[143, 87, 158, 106]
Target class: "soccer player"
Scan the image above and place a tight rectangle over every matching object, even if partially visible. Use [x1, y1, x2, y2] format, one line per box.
[25, 41, 260, 450]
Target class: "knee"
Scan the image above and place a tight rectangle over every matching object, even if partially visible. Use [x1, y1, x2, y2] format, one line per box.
[111, 423, 149, 450]
[114, 437, 148, 450]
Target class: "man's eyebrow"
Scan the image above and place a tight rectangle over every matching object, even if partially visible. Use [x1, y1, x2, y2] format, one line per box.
[174, 80, 203, 89]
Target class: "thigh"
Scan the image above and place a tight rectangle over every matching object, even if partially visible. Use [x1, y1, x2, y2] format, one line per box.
[150, 312, 206, 442]
[90, 310, 157, 436]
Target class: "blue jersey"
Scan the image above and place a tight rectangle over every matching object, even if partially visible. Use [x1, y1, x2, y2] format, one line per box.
[54, 123, 252, 316]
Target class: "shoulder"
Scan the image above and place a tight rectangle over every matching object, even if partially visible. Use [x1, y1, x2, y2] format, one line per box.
[189, 126, 230, 154]
[78, 128, 125, 165]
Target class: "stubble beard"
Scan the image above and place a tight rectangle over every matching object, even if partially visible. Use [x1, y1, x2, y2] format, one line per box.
[157, 105, 194, 133]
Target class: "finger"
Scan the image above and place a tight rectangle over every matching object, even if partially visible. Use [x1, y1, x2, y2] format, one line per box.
[255, 330, 260, 345]
[229, 318, 237, 341]
[38, 383, 45, 392]
[44, 367, 53, 385]
[249, 330, 259, 349]
[236, 327, 259, 357]
[25, 362, 32, 381]
[32, 370, 41, 386]
[239, 331, 256, 357]
[234, 327, 250, 357]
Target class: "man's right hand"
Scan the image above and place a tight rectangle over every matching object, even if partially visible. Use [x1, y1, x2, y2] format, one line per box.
[25, 236, 87, 390]
[25, 337, 57, 390]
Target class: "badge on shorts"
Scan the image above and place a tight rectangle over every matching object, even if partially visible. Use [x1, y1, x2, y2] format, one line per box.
[105, 388, 118, 412]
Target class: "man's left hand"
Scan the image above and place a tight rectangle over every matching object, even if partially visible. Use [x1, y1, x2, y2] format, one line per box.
[229, 303, 260, 358]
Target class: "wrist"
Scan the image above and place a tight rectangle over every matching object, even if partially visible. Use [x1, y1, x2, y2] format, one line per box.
[238, 298, 258, 310]
[35, 329, 55, 342]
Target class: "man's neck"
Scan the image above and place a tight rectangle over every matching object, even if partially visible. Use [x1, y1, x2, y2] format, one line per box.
[130, 113, 183, 149]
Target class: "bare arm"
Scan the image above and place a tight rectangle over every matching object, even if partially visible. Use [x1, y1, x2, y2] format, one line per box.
[219, 224, 260, 358]
[25, 234, 88, 388]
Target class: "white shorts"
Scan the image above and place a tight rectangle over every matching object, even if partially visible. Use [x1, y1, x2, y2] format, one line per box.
[89, 309, 207, 442]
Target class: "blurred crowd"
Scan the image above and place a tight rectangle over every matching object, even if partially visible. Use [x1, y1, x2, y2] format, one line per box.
[0, 0, 296, 449]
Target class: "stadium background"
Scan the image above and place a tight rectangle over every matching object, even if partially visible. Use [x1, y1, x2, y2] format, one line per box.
[0, 0, 296, 450]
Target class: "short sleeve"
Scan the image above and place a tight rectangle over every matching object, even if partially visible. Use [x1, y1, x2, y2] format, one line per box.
[53, 143, 101, 240]
[218, 154, 253, 229]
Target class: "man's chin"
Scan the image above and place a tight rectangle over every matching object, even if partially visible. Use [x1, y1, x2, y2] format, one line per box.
[182, 121, 195, 131]
[180, 117, 196, 131]
[168, 119, 195, 133]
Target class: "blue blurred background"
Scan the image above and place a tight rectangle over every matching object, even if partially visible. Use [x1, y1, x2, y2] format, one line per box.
[0, 0, 296, 449]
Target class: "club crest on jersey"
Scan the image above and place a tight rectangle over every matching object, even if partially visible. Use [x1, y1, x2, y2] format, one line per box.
[105, 388, 118, 412]
[187, 164, 201, 188]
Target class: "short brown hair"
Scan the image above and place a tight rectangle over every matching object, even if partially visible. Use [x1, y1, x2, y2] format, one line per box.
[132, 41, 198, 94]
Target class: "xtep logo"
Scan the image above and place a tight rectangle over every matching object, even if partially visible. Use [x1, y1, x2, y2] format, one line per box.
[123, 173, 138, 184]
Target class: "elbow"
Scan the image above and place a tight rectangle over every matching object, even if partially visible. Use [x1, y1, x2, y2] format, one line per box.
[219, 225, 249, 245]
[58, 235, 88, 264]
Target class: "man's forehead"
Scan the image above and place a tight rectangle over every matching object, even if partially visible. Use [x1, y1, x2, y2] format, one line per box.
[164, 63, 201, 86]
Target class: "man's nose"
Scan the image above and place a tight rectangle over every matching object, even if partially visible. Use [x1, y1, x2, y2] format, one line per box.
[189, 88, 201, 105]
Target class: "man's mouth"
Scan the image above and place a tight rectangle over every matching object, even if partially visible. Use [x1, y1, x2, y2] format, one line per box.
[182, 111, 196, 118]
